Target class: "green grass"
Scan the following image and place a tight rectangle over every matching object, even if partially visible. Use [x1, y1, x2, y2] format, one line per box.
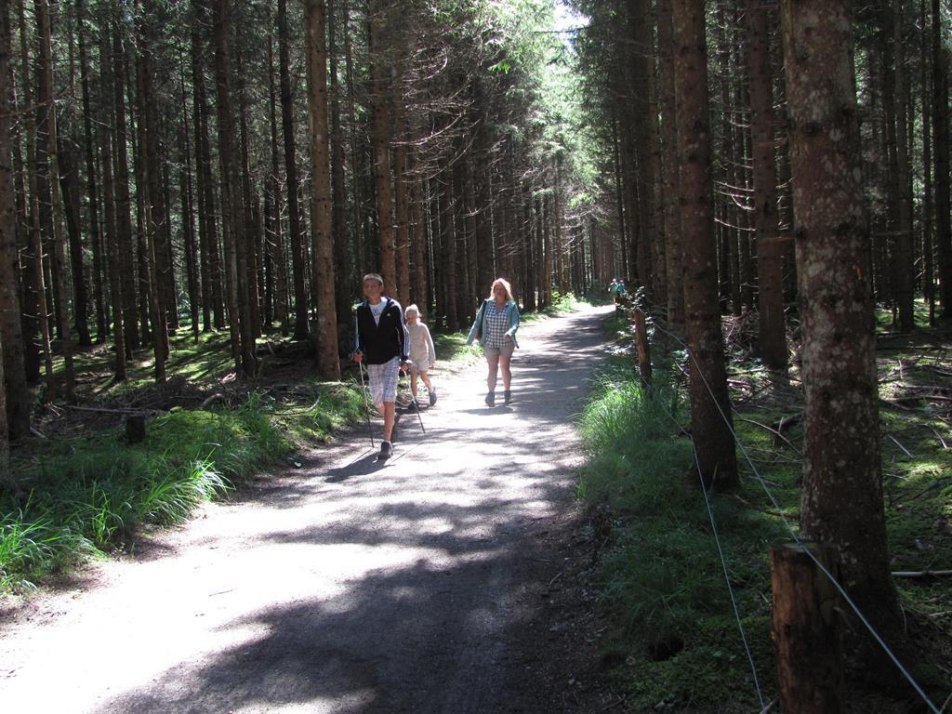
[578, 326, 952, 710]
[0, 395, 300, 593]
[577, 365, 794, 711]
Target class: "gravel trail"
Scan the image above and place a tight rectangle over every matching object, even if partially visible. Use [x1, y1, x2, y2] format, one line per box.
[0, 304, 613, 714]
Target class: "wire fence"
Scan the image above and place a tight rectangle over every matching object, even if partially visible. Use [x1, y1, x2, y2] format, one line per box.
[627, 309, 943, 714]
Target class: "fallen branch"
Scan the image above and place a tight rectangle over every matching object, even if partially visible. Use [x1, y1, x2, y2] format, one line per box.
[887, 434, 914, 458]
[892, 570, 952, 579]
[734, 415, 802, 456]
[63, 405, 152, 416]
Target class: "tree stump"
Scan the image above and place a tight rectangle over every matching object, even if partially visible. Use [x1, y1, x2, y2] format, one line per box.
[770, 542, 844, 714]
[125, 414, 146, 444]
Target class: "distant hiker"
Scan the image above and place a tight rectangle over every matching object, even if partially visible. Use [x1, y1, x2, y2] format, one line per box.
[404, 304, 438, 408]
[352, 273, 410, 460]
[609, 278, 625, 305]
[466, 277, 520, 407]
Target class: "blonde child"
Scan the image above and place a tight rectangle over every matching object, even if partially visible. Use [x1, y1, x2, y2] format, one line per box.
[404, 304, 438, 407]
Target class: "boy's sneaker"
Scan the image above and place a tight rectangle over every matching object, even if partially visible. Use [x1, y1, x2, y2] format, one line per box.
[485, 391, 495, 407]
[378, 441, 393, 460]
[429, 390, 437, 407]
[504, 390, 512, 405]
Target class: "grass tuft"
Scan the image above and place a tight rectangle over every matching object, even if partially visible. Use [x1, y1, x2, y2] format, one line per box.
[0, 393, 301, 594]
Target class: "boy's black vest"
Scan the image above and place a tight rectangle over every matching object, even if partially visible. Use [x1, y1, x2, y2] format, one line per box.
[355, 298, 409, 365]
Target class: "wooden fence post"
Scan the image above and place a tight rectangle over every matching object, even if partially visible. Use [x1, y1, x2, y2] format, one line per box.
[770, 542, 844, 713]
[631, 307, 652, 389]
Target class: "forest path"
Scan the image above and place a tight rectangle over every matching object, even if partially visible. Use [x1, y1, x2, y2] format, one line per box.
[0, 304, 615, 713]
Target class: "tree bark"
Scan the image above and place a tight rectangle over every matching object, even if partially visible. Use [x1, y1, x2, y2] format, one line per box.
[212, 0, 253, 376]
[112, 17, 140, 352]
[305, 0, 341, 380]
[672, 0, 738, 489]
[36, 0, 75, 400]
[657, 0, 684, 328]
[190, 0, 222, 332]
[278, 0, 310, 340]
[745, 0, 787, 369]
[891, 0, 915, 332]
[0, 0, 30, 439]
[780, 0, 899, 629]
[135, 0, 168, 382]
[0, 328, 7, 488]
[97, 9, 126, 380]
[266, 26, 289, 334]
[369, 0, 396, 288]
[932, 0, 952, 317]
[77, 0, 107, 344]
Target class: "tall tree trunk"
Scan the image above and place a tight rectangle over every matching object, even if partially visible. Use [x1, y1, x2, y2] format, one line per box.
[369, 0, 396, 288]
[15, 0, 40, 384]
[0, 328, 7, 486]
[77, 0, 107, 344]
[343, 0, 366, 291]
[98, 9, 126, 380]
[178, 61, 201, 342]
[305, 0, 340, 379]
[672, 0, 738, 490]
[658, 0, 684, 328]
[473, 80, 495, 298]
[278, 0, 310, 340]
[213, 0, 254, 377]
[410, 164, 428, 309]
[394, 111, 411, 308]
[780, 0, 899, 635]
[266, 27, 289, 335]
[328, 0, 351, 329]
[932, 0, 952, 317]
[135, 0, 167, 382]
[0, 0, 30, 440]
[439, 177, 458, 330]
[893, 1, 914, 332]
[921, 0, 935, 322]
[745, 0, 786, 369]
[190, 0, 220, 332]
[137, 0, 174, 337]
[628, 0, 659, 302]
[36, 0, 75, 400]
[59, 137, 91, 348]
[235, 27, 261, 342]
[112, 18, 140, 352]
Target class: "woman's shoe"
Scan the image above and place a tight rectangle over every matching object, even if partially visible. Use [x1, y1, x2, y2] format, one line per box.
[485, 391, 495, 407]
[504, 390, 512, 405]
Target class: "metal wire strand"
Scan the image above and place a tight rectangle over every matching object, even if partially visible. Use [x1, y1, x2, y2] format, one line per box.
[648, 317, 942, 714]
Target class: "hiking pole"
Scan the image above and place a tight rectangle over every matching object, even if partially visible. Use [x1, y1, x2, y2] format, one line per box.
[402, 360, 426, 435]
[412, 393, 426, 435]
[357, 359, 375, 449]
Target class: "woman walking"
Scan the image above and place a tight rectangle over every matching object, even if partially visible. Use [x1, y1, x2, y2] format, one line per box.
[466, 278, 520, 406]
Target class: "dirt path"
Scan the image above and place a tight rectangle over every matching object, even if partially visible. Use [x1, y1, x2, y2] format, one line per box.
[0, 305, 616, 713]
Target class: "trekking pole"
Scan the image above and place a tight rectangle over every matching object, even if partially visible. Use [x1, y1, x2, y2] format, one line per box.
[412, 393, 426, 435]
[402, 360, 426, 435]
[357, 359, 375, 449]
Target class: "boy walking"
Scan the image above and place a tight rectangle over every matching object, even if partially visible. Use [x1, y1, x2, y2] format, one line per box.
[352, 274, 410, 460]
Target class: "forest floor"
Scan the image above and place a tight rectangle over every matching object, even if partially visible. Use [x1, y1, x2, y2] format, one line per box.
[0, 304, 622, 713]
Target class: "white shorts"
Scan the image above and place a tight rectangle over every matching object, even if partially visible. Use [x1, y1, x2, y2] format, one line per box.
[367, 357, 401, 405]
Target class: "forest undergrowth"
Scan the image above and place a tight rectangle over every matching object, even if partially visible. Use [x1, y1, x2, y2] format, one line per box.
[577, 308, 952, 713]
